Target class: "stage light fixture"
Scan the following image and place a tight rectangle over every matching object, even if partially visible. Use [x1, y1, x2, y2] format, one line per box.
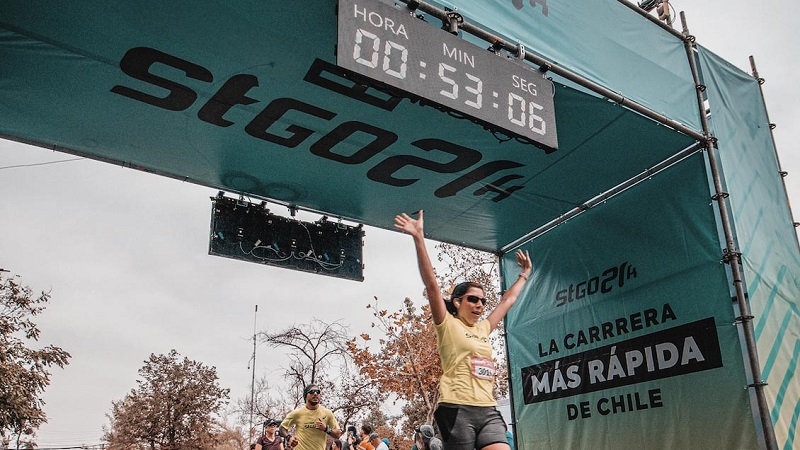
[208, 195, 364, 281]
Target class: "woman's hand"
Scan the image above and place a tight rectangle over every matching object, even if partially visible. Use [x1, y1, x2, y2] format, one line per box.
[394, 211, 424, 238]
[516, 249, 532, 275]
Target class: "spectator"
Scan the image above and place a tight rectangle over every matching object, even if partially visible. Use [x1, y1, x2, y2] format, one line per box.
[413, 425, 442, 450]
[357, 425, 375, 450]
[370, 433, 388, 450]
[342, 425, 359, 450]
[340, 426, 357, 450]
[256, 418, 285, 450]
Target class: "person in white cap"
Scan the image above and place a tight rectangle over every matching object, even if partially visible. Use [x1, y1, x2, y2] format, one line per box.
[256, 418, 285, 450]
[369, 433, 388, 450]
[413, 425, 443, 450]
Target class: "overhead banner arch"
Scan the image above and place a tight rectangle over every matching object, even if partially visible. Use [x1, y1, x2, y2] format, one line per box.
[2, 1, 798, 448]
[0, 0, 696, 252]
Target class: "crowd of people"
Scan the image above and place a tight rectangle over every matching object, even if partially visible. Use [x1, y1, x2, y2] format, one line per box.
[252, 414, 444, 450]
[250, 383, 412, 450]
[249, 382, 445, 450]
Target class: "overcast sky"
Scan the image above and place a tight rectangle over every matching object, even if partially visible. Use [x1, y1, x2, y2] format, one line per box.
[1, 1, 798, 448]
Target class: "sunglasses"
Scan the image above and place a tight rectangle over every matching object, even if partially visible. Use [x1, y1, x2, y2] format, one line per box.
[461, 295, 487, 306]
[307, 389, 321, 395]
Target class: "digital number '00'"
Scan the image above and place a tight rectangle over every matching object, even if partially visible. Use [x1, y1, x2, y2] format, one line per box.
[353, 29, 407, 79]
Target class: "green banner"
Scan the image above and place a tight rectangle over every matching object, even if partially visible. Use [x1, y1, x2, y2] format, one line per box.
[504, 153, 759, 449]
[699, 46, 800, 449]
[0, 0, 695, 252]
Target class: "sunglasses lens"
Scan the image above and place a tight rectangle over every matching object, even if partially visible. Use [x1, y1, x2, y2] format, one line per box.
[308, 389, 321, 395]
[466, 295, 486, 305]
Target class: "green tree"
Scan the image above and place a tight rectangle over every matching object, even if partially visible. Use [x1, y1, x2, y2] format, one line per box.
[0, 272, 71, 450]
[103, 349, 230, 450]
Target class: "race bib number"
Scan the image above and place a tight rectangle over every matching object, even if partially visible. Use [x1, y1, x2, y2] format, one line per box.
[469, 355, 496, 381]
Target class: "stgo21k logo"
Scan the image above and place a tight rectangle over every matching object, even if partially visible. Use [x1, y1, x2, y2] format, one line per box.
[555, 261, 637, 307]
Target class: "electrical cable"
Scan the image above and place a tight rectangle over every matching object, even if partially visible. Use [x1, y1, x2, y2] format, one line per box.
[0, 157, 84, 170]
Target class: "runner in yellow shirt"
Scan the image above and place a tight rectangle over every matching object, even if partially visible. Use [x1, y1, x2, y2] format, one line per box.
[280, 384, 341, 450]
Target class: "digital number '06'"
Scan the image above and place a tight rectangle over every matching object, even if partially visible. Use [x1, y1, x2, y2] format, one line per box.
[353, 29, 407, 79]
[508, 92, 546, 135]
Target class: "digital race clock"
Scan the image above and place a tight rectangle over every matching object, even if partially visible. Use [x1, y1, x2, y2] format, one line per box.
[336, 0, 558, 151]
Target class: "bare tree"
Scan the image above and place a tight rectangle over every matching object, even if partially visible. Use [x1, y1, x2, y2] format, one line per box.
[329, 365, 386, 429]
[228, 375, 290, 442]
[258, 319, 350, 401]
[257, 319, 384, 427]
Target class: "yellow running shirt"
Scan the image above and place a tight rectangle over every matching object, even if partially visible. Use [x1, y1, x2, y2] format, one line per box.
[280, 406, 339, 450]
[435, 313, 496, 406]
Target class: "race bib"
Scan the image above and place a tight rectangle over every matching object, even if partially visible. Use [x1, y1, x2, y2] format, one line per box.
[469, 355, 496, 381]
